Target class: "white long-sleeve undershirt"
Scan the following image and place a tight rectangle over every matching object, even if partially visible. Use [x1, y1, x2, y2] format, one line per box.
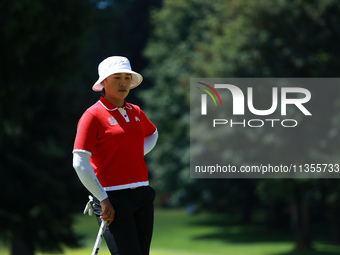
[72, 129, 158, 201]
[144, 129, 158, 155]
[72, 151, 108, 202]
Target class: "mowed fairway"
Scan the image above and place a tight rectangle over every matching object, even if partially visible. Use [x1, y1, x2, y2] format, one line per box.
[1, 209, 340, 255]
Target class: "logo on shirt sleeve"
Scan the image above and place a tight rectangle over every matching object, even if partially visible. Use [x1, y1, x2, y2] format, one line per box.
[135, 116, 140, 122]
[108, 116, 118, 125]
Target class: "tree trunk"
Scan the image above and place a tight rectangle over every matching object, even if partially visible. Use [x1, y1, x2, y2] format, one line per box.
[330, 198, 340, 244]
[266, 200, 289, 230]
[11, 229, 34, 255]
[290, 182, 313, 250]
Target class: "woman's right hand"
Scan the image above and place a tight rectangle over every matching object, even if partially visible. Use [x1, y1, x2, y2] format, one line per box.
[100, 198, 115, 226]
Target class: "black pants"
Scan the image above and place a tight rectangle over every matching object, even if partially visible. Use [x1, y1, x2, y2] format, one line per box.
[93, 186, 156, 255]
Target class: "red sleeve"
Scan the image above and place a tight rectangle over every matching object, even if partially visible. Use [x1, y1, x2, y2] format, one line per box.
[73, 111, 98, 153]
[139, 109, 156, 136]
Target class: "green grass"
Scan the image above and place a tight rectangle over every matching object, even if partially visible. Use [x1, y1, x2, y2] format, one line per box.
[153, 210, 291, 255]
[1, 209, 340, 255]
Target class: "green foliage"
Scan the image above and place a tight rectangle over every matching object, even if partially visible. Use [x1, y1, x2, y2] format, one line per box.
[141, 2, 340, 249]
[0, 0, 164, 253]
[140, 0, 221, 198]
[0, 0, 93, 253]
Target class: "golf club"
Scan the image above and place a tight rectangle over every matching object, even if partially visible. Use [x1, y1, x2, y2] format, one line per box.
[84, 195, 107, 255]
[91, 220, 107, 255]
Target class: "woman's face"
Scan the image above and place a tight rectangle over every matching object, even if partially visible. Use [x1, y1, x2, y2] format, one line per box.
[102, 73, 132, 107]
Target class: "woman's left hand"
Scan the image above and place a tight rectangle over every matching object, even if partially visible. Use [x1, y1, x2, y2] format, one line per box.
[100, 198, 115, 226]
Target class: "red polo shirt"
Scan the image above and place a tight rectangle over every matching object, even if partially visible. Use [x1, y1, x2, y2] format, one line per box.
[73, 97, 156, 190]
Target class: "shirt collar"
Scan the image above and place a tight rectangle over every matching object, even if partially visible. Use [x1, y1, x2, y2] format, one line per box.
[99, 96, 132, 111]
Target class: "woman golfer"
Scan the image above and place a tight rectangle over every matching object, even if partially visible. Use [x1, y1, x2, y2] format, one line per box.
[72, 56, 158, 255]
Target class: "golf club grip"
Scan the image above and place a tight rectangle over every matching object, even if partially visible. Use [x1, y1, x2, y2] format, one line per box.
[91, 221, 107, 255]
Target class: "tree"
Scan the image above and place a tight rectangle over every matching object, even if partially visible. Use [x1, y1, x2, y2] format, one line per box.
[0, 0, 93, 254]
[141, 0, 340, 251]
[82, 0, 162, 107]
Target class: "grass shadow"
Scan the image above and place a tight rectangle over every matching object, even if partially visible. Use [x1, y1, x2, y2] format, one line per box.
[273, 247, 340, 255]
[187, 212, 340, 254]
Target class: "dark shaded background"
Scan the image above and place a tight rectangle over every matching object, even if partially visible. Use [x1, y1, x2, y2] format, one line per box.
[1, 0, 340, 254]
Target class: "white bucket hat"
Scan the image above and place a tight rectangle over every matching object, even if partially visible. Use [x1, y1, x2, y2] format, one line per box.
[92, 56, 143, 91]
